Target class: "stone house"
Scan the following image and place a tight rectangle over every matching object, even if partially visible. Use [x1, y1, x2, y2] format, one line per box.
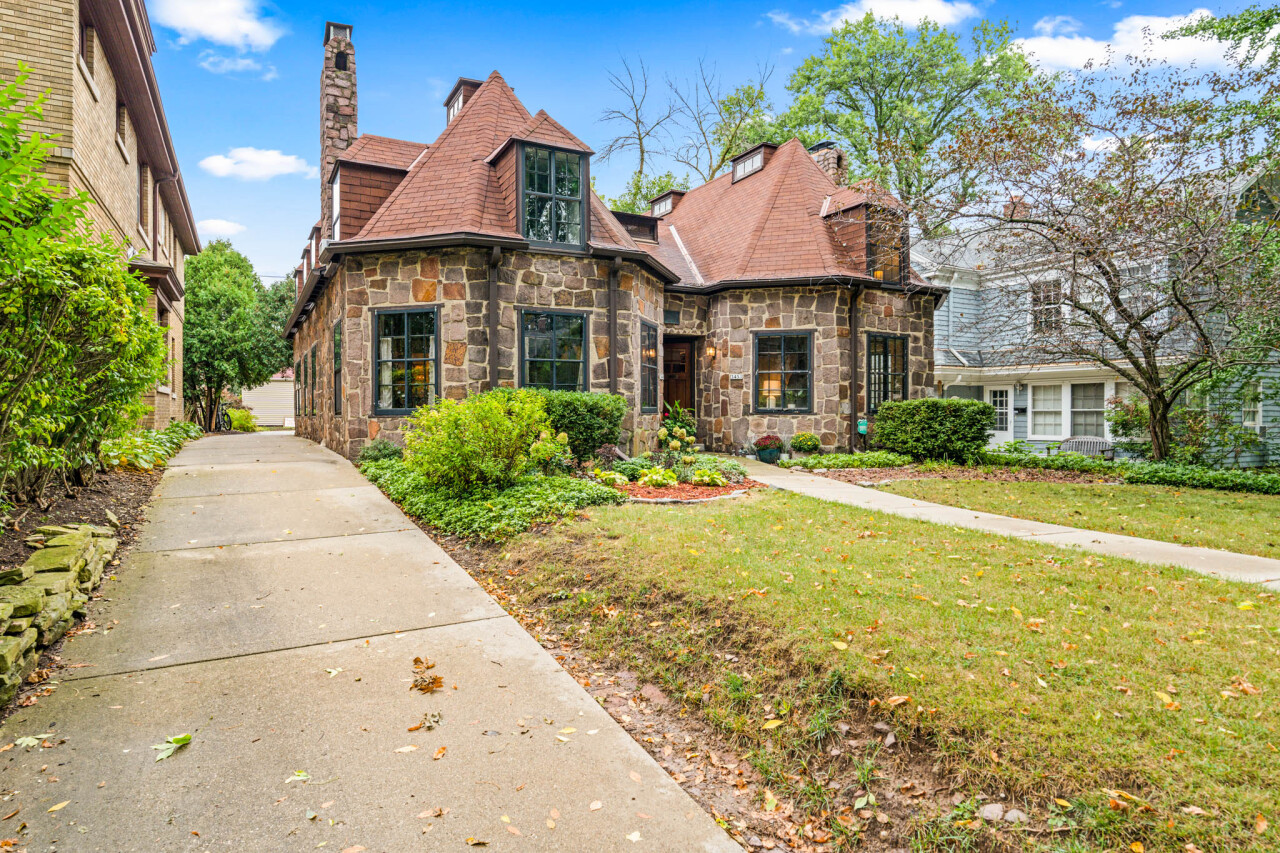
[0, 0, 200, 425]
[286, 22, 945, 458]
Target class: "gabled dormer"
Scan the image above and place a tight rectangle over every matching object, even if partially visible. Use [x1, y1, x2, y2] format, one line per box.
[487, 110, 594, 249]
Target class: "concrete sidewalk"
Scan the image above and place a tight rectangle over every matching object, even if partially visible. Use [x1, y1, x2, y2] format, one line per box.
[0, 433, 738, 852]
[742, 460, 1280, 591]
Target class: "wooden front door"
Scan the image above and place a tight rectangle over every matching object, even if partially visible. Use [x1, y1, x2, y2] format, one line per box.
[663, 341, 694, 412]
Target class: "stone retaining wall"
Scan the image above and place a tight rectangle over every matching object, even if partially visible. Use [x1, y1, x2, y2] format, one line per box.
[0, 523, 117, 705]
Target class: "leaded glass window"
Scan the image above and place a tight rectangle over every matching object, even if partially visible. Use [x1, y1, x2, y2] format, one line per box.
[375, 309, 437, 414]
[867, 334, 907, 414]
[523, 146, 583, 246]
[521, 311, 585, 391]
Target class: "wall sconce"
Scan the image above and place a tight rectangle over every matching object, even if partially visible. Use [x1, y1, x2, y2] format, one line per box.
[705, 343, 717, 359]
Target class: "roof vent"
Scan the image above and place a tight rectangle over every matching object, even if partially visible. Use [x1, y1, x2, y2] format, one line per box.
[730, 143, 776, 183]
[649, 190, 685, 217]
[444, 77, 482, 124]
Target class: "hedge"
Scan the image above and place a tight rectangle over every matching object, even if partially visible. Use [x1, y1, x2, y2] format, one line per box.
[980, 451, 1280, 495]
[779, 451, 912, 470]
[873, 398, 995, 462]
[529, 390, 627, 461]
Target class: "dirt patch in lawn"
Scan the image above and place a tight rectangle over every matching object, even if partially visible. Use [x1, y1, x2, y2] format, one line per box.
[1, 468, 161, 573]
[619, 478, 766, 501]
[814, 465, 1119, 487]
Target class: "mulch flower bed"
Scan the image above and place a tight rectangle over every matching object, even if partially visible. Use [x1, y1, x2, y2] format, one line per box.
[815, 465, 1120, 487]
[617, 478, 765, 502]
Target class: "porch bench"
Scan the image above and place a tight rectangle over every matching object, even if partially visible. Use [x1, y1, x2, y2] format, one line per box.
[1055, 436, 1116, 460]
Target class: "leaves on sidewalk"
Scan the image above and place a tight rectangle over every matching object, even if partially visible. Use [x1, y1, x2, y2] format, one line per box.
[151, 733, 191, 762]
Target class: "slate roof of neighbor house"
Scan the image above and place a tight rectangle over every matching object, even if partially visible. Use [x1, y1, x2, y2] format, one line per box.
[337, 134, 428, 173]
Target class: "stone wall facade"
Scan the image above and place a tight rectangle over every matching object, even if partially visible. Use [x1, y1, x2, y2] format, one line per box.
[293, 248, 664, 458]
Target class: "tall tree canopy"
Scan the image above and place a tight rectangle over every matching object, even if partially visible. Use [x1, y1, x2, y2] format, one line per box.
[784, 13, 1030, 231]
[183, 241, 291, 429]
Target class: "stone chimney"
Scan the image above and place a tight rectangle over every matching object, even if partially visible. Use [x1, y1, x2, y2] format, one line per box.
[809, 141, 847, 186]
[321, 22, 356, 243]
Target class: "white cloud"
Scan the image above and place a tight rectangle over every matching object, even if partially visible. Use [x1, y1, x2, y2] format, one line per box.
[1017, 9, 1238, 70]
[198, 53, 261, 73]
[152, 0, 284, 52]
[768, 0, 979, 34]
[1033, 16, 1081, 38]
[197, 219, 247, 237]
[199, 147, 318, 181]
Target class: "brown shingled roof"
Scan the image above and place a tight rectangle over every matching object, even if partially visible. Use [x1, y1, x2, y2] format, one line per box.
[338, 134, 428, 172]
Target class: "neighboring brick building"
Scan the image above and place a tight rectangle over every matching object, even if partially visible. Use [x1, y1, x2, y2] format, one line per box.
[286, 22, 944, 457]
[0, 0, 200, 425]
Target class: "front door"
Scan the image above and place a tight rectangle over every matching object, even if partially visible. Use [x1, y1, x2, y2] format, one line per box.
[987, 386, 1013, 445]
[663, 341, 694, 413]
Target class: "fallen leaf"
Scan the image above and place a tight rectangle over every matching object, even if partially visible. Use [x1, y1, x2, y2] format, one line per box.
[341, 847, 367, 853]
[628, 770, 642, 783]
[151, 733, 191, 762]
[761, 719, 784, 730]
[590, 801, 603, 811]
[47, 801, 70, 813]
[1130, 844, 1144, 853]
[433, 746, 446, 761]
[1181, 806, 1208, 816]
[507, 826, 521, 836]
[886, 695, 910, 706]
[394, 745, 418, 753]
[830, 641, 848, 650]
[1257, 814, 1269, 834]
[464, 838, 488, 847]
[1054, 799, 1071, 809]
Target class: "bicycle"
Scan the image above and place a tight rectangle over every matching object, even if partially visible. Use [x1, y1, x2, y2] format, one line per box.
[215, 401, 232, 432]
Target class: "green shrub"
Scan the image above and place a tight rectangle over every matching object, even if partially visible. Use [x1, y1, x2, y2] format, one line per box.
[227, 408, 258, 432]
[357, 437, 403, 464]
[612, 458, 657, 482]
[361, 458, 625, 541]
[789, 432, 821, 453]
[100, 422, 203, 471]
[593, 468, 630, 487]
[661, 401, 696, 435]
[683, 454, 748, 483]
[529, 390, 627, 461]
[638, 467, 678, 488]
[873, 398, 995, 462]
[403, 390, 550, 496]
[690, 468, 728, 487]
[979, 451, 1280, 495]
[779, 451, 912, 470]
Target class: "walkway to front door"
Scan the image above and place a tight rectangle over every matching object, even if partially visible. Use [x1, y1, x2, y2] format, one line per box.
[0, 433, 738, 851]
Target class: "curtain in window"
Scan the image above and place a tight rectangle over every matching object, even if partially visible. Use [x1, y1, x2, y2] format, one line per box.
[376, 311, 437, 412]
[756, 334, 811, 411]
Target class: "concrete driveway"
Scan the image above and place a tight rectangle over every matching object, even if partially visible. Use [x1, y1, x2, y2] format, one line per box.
[0, 433, 738, 852]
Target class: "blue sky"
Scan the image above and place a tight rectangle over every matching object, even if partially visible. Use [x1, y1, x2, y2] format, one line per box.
[147, 0, 1253, 280]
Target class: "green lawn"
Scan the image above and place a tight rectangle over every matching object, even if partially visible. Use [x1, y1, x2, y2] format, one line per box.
[489, 490, 1278, 851]
[876, 479, 1280, 558]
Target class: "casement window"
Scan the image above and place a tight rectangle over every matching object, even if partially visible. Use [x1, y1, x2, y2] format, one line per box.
[640, 322, 659, 412]
[1242, 380, 1262, 431]
[755, 332, 813, 413]
[522, 146, 584, 246]
[521, 311, 586, 390]
[331, 170, 341, 241]
[373, 309, 438, 415]
[866, 334, 907, 414]
[333, 321, 343, 415]
[294, 360, 302, 415]
[1070, 382, 1107, 437]
[1030, 384, 1063, 438]
[732, 149, 763, 180]
[310, 345, 317, 415]
[79, 21, 94, 74]
[1031, 281, 1064, 333]
[866, 221, 903, 284]
[138, 164, 150, 231]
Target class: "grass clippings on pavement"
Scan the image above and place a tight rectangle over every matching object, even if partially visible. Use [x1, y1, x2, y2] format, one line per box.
[876, 478, 1280, 558]
[482, 489, 1277, 852]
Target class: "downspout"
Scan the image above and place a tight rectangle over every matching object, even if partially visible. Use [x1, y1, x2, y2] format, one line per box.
[487, 246, 501, 390]
[849, 284, 862, 452]
[608, 256, 622, 395]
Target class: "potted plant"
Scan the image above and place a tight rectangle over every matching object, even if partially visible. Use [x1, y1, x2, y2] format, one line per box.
[789, 432, 820, 457]
[754, 434, 784, 464]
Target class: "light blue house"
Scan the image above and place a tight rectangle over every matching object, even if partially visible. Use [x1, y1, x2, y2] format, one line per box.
[917, 230, 1277, 467]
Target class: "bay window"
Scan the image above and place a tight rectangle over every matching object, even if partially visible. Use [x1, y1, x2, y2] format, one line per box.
[756, 332, 812, 413]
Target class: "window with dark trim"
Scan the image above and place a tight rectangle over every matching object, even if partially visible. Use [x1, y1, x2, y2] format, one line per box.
[521, 311, 586, 391]
[294, 359, 301, 416]
[663, 308, 681, 325]
[867, 334, 907, 414]
[333, 321, 343, 415]
[310, 345, 317, 415]
[79, 21, 94, 72]
[640, 322, 659, 412]
[754, 332, 812, 412]
[521, 146, 584, 246]
[374, 308, 438, 415]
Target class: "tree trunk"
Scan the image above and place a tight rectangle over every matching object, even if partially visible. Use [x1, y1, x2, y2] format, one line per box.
[1149, 394, 1174, 462]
